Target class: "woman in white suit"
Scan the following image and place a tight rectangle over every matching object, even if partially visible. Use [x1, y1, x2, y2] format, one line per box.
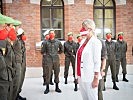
[75, 19, 102, 100]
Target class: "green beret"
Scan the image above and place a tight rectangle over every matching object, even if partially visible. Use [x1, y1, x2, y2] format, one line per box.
[0, 13, 15, 24]
[118, 32, 124, 36]
[105, 29, 112, 35]
[0, 13, 6, 24]
[13, 20, 22, 26]
[77, 34, 81, 39]
[67, 32, 73, 36]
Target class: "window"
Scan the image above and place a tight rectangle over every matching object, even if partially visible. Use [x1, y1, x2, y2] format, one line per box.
[0, 0, 3, 14]
[41, 0, 64, 40]
[94, 0, 116, 39]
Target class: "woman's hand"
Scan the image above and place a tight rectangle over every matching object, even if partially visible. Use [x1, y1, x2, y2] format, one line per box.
[92, 75, 99, 88]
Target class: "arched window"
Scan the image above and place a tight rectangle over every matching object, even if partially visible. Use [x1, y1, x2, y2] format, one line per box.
[0, 0, 3, 14]
[41, 0, 64, 40]
[94, 0, 116, 39]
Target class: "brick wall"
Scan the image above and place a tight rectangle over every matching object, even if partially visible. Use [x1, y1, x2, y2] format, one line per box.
[2, 0, 133, 67]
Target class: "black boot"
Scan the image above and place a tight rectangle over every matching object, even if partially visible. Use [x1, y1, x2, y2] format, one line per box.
[43, 77, 46, 86]
[123, 74, 129, 82]
[116, 75, 119, 82]
[55, 83, 62, 93]
[65, 78, 67, 84]
[74, 83, 78, 91]
[113, 82, 119, 90]
[17, 94, 26, 100]
[50, 77, 54, 85]
[44, 85, 49, 94]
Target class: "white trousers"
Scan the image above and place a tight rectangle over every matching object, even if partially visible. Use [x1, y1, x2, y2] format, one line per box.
[78, 77, 98, 100]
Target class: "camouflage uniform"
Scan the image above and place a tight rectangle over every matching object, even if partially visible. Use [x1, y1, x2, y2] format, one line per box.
[104, 40, 119, 90]
[5, 41, 17, 100]
[19, 40, 26, 93]
[41, 40, 53, 85]
[0, 40, 9, 100]
[41, 39, 63, 85]
[98, 39, 107, 100]
[116, 40, 128, 82]
[64, 40, 77, 81]
[12, 39, 22, 100]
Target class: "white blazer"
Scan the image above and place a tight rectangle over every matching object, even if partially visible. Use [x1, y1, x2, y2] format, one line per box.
[75, 36, 102, 83]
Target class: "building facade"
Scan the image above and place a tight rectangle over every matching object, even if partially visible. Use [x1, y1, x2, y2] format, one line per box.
[1, 0, 133, 67]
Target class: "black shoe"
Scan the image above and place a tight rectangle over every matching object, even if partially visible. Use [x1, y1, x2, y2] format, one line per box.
[65, 78, 67, 84]
[113, 85, 119, 90]
[44, 85, 49, 94]
[74, 84, 78, 91]
[50, 82, 54, 85]
[116, 79, 119, 82]
[103, 86, 106, 91]
[116, 76, 119, 82]
[43, 82, 46, 86]
[17, 95, 26, 100]
[123, 78, 129, 82]
[44, 88, 49, 94]
[55, 88, 62, 93]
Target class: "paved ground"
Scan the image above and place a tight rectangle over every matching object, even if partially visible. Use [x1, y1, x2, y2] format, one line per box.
[20, 65, 133, 100]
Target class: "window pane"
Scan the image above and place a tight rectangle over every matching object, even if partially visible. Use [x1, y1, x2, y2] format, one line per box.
[104, 18, 114, 29]
[53, 9, 63, 28]
[105, 9, 113, 18]
[52, 0, 62, 6]
[42, 8, 50, 28]
[95, 19, 103, 28]
[94, 9, 103, 18]
[42, 0, 51, 6]
[55, 30, 63, 39]
[104, 0, 113, 6]
[95, 0, 103, 6]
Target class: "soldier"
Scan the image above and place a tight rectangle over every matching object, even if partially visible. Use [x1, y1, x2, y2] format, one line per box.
[41, 30, 63, 94]
[16, 28, 27, 100]
[41, 30, 53, 86]
[8, 27, 23, 100]
[76, 34, 82, 52]
[0, 24, 9, 100]
[104, 31, 119, 90]
[5, 24, 17, 100]
[96, 31, 107, 100]
[74, 34, 82, 91]
[116, 32, 128, 82]
[64, 32, 77, 84]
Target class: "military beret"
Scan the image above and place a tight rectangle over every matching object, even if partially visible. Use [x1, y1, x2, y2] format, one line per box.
[105, 29, 112, 35]
[77, 34, 81, 39]
[0, 13, 6, 24]
[118, 32, 124, 36]
[0, 13, 15, 24]
[13, 20, 22, 26]
[67, 32, 73, 36]
[43, 29, 50, 36]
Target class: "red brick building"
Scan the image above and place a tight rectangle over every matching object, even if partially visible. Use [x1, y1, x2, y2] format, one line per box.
[1, 0, 133, 67]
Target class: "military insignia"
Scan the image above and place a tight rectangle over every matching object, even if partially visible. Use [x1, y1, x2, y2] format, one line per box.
[2, 48, 6, 55]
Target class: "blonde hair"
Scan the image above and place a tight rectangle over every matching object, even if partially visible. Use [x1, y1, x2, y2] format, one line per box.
[82, 19, 96, 32]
